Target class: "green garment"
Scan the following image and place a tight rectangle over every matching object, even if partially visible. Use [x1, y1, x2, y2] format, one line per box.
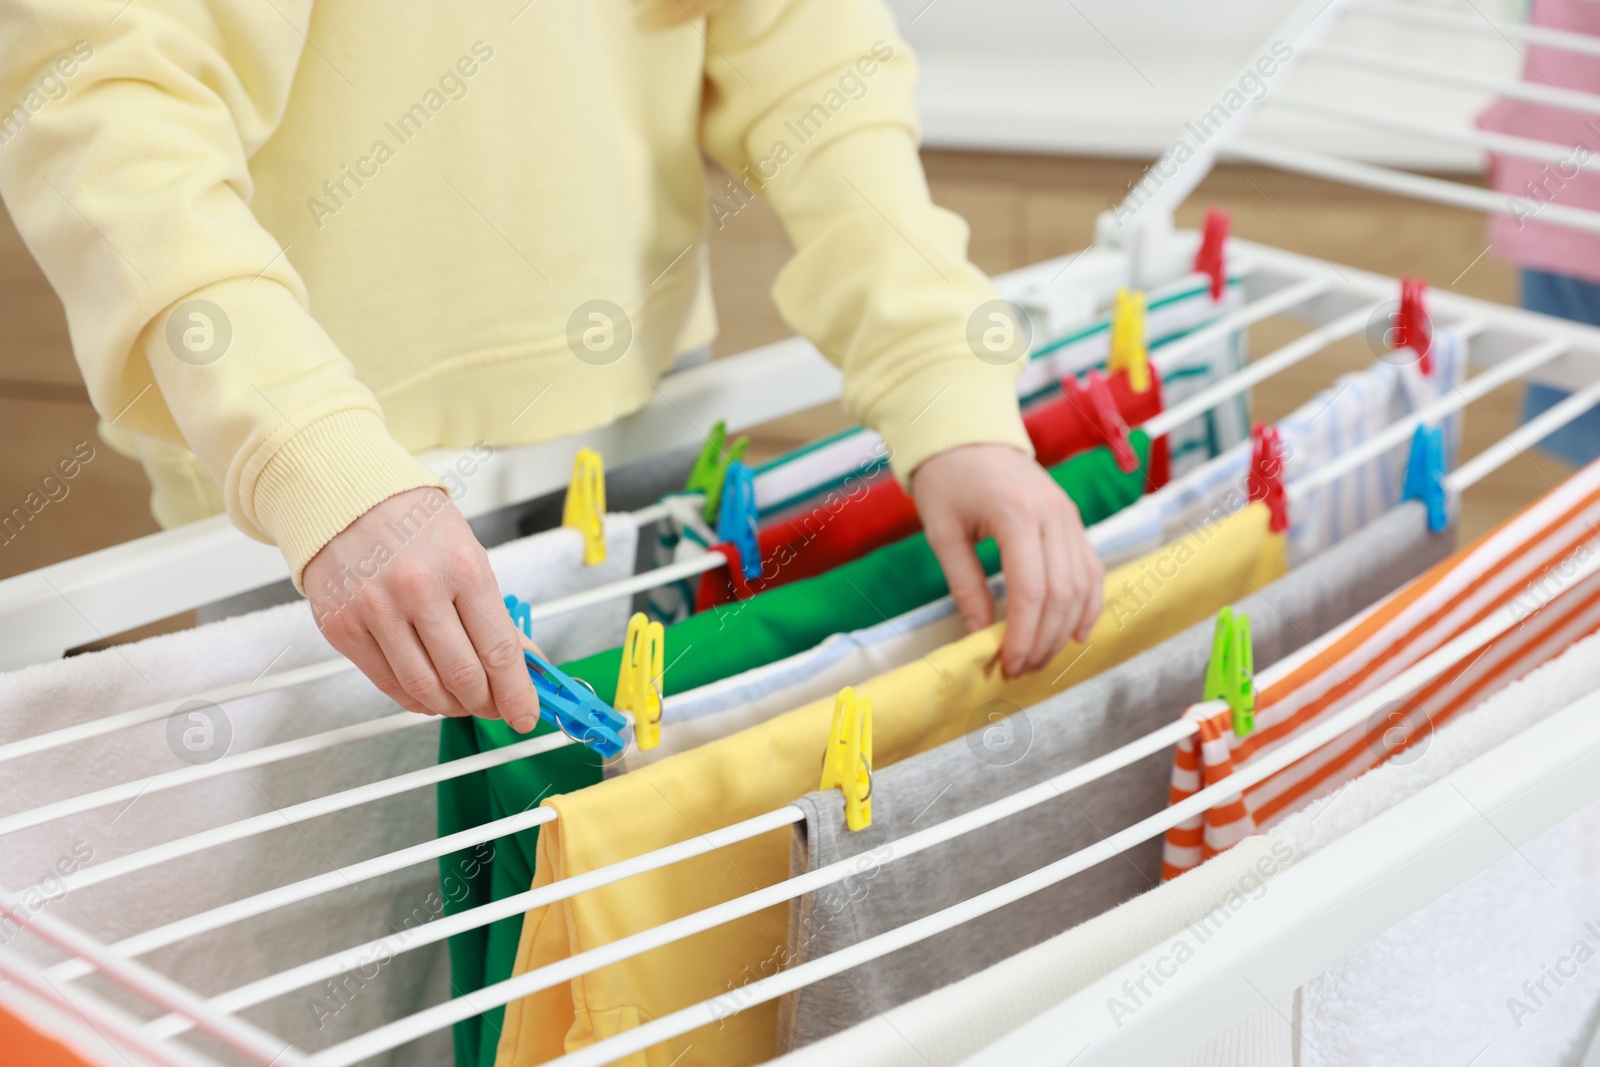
[438, 433, 1152, 1067]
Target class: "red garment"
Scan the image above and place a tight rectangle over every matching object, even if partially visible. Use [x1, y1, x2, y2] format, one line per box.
[695, 367, 1168, 611]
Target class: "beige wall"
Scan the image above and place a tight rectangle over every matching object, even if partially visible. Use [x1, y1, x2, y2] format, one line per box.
[0, 151, 1570, 590]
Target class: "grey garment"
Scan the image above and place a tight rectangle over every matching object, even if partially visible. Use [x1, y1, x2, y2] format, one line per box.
[776, 500, 1458, 1051]
[194, 441, 702, 625]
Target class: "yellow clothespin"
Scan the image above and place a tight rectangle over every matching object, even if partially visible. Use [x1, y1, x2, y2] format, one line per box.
[1109, 288, 1151, 393]
[614, 612, 665, 750]
[820, 687, 872, 831]
[562, 448, 606, 565]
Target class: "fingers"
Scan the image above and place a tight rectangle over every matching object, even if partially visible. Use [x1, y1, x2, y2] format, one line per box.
[369, 614, 467, 717]
[924, 515, 996, 635]
[327, 619, 435, 717]
[992, 514, 1048, 678]
[1035, 513, 1077, 672]
[457, 588, 543, 734]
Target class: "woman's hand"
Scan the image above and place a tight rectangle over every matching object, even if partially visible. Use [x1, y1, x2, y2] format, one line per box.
[303, 487, 543, 731]
[912, 444, 1105, 678]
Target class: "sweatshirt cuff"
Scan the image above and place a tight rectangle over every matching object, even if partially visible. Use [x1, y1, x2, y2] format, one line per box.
[250, 409, 443, 591]
[868, 353, 1034, 484]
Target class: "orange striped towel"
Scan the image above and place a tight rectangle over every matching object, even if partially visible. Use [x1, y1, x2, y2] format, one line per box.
[1163, 463, 1600, 879]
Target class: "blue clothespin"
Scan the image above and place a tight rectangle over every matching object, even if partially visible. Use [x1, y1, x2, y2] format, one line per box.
[504, 594, 629, 758]
[524, 651, 629, 759]
[504, 594, 533, 638]
[1402, 424, 1449, 534]
[716, 461, 761, 581]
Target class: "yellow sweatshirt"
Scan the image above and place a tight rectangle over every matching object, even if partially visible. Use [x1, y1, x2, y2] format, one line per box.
[0, 0, 1031, 585]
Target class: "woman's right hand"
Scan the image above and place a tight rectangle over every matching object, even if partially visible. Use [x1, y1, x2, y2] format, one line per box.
[303, 486, 544, 732]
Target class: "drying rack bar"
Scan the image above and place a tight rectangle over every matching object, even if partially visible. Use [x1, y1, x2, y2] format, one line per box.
[1309, 43, 1600, 118]
[1351, 0, 1600, 57]
[0, 948, 223, 1067]
[1226, 139, 1600, 236]
[1270, 93, 1600, 170]
[48, 731, 570, 897]
[0, 885, 312, 1067]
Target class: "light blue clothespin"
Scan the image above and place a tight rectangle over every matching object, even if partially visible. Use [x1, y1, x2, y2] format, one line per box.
[1402, 424, 1449, 534]
[504, 594, 533, 638]
[716, 461, 761, 581]
[504, 594, 628, 758]
[524, 651, 629, 759]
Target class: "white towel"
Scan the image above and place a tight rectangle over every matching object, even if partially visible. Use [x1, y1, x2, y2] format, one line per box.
[0, 515, 637, 1067]
[1272, 628, 1600, 1067]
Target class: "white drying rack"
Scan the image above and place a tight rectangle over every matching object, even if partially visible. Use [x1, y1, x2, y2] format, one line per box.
[8, 0, 1600, 1064]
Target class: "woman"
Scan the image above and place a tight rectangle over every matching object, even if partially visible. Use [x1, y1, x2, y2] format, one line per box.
[0, 0, 1102, 731]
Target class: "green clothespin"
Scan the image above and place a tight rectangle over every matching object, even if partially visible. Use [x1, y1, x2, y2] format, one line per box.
[1205, 607, 1255, 737]
[686, 420, 750, 523]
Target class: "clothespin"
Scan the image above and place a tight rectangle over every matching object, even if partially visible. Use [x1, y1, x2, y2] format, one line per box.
[1194, 208, 1230, 301]
[820, 687, 873, 831]
[716, 461, 762, 581]
[1402, 423, 1449, 534]
[562, 448, 607, 565]
[1394, 277, 1434, 376]
[504, 594, 533, 639]
[1062, 369, 1140, 473]
[1246, 423, 1289, 534]
[523, 650, 629, 759]
[1109, 289, 1152, 393]
[1205, 607, 1255, 737]
[614, 612, 665, 751]
[686, 420, 751, 524]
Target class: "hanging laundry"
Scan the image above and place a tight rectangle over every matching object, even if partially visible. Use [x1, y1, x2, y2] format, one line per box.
[0, 516, 639, 1067]
[630, 378, 1466, 772]
[771, 628, 1600, 1067]
[765, 838, 1295, 1067]
[693, 367, 1166, 613]
[775, 500, 1454, 1048]
[650, 280, 1249, 625]
[1163, 454, 1600, 878]
[492, 502, 1288, 1067]
[437, 438, 1153, 1066]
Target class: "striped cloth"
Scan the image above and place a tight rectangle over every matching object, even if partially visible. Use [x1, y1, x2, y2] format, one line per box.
[1161, 454, 1600, 879]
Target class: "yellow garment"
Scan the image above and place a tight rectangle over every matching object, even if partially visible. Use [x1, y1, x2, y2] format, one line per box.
[497, 504, 1288, 1067]
[0, 1, 1031, 584]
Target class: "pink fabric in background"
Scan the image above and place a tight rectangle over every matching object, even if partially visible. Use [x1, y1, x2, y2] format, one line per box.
[1476, 0, 1600, 284]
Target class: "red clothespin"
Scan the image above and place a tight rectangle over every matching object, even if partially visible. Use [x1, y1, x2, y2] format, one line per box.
[1194, 208, 1230, 301]
[1062, 369, 1139, 474]
[1395, 276, 1433, 375]
[1246, 423, 1289, 534]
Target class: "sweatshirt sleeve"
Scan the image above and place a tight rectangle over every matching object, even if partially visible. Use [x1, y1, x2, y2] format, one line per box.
[0, 2, 439, 587]
[701, 0, 1034, 483]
